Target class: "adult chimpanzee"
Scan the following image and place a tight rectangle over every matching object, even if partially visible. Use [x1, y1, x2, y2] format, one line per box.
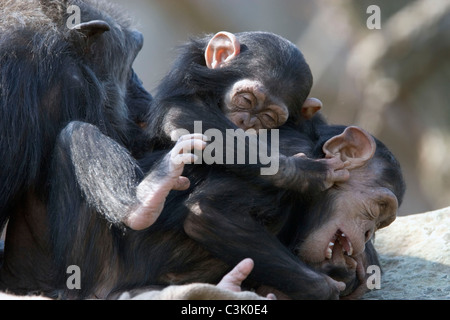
[0, 0, 152, 232]
[0, 0, 208, 290]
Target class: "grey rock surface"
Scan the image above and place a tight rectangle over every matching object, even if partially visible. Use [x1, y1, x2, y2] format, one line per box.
[363, 207, 450, 299]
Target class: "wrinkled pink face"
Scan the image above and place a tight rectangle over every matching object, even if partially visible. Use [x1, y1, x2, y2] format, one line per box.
[223, 79, 289, 132]
[295, 162, 398, 267]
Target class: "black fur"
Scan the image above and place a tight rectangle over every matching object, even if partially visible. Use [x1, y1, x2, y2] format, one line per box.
[14, 116, 403, 299]
[0, 0, 151, 293]
[0, 1, 406, 300]
[0, 0, 151, 232]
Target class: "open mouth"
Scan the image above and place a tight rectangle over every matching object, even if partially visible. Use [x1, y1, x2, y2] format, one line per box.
[325, 229, 354, 260]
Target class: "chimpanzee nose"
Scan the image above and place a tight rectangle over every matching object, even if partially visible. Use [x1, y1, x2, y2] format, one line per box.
[242, 115, 257, 129]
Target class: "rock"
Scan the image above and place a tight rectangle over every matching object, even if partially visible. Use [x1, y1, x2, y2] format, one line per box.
[363, 207, 450, 299]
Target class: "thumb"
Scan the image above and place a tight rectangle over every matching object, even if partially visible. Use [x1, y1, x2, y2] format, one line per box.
[216, 258, 254, 292]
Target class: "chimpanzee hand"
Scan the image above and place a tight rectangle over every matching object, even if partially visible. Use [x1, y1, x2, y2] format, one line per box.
[124, 134, 207, 230]
[338, 254, 369, 300]
[317, 154, 350, 190]
[323, 274, 347, 299]
[285, 152, 349, 193]
[318, 252, 368, 299]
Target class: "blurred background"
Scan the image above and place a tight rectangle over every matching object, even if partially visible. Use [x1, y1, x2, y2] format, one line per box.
[110, 0, 450, 216]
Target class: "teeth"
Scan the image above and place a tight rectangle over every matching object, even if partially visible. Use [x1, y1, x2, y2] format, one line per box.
[325, 231, 354, 259]
[338, 232, 353, 256]
[347, 242, 354, 256]
[325, 242, 334, 259]
[326, 247, 332, 259]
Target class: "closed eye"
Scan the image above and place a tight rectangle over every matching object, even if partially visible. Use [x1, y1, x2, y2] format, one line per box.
[234, 93, 255, 109]
[243, 96, 252, 106]
[262, 113, 276, 125]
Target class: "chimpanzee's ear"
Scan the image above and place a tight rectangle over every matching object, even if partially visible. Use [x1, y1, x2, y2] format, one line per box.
[72, 20, 111, 38]
[301, 98, 323, 120]
[205, 31, 241, 69]
[322, 126, 376, 170]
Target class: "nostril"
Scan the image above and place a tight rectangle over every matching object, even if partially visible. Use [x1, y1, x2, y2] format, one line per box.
[245, 117, 256, 129]
[235, 116, 247, 129]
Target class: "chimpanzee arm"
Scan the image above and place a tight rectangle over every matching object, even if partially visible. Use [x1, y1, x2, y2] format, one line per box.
[182, 184, 344, 299]
[50, 121, 206, 230]
[334, 240, 381, 299]
[150, 101, 348, 194]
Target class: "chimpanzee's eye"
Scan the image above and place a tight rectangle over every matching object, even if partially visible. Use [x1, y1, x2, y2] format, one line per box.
[243, 97, 252, 106]
[237, 93, 255, 109]
[262, 113, 276, 126]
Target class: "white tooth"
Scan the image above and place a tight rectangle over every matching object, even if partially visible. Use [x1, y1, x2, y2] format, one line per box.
[341, 233, 346, 237]
[326, 247, 332, 259]
[348, 242, 353, 256]
[329, 242, 334, 247]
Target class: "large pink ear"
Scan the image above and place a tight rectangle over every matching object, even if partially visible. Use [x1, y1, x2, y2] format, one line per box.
[322, 126, 376, 170]
[205, 31, 240, 69]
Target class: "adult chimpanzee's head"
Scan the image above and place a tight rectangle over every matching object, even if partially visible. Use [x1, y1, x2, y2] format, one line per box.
[293, 126, 406, 267]
[0, 0, 151, 143]
[63, 0, 152, 132]
[158, 31, 320, 132]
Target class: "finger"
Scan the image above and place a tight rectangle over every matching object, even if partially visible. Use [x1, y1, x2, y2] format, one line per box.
[225, 258, 254, 284]
[322, 154, 347, 168]
[293, 152, 306, 158]
[217, 258, 254, 291]
[325, 152, 340, 160]
[343, 255, 358, 271]
[354, 258, 367, 283]
[172, 139, 207, 156]
[332, 169, 350, 182]
[325, 275, 346, 292]
[171, 153, 197, 166]
[172, 139, 206, 155]
[177, 133, 209, 142]
[266, 293, 277, 300]
[172, 176, 190, 191]
[336, 281, 346, 292]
